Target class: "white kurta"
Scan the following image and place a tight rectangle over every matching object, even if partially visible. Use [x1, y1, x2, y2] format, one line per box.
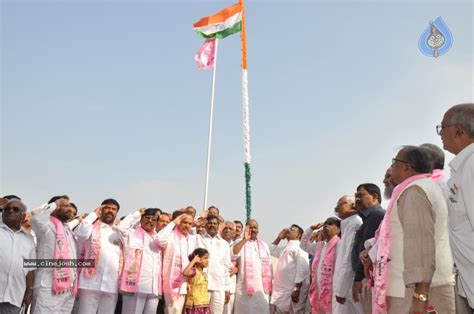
[333, 214, 364, 314]
[74, 212, 122, 294]
[270, 240, 309, 313]
[447, 142, 474, 308]
[0, 225, 36, 308]
[233, 240, 271, 314]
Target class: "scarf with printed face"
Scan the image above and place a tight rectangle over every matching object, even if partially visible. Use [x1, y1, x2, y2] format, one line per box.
[120, 227, 151, 295]
[244, 239, 272, 295]
[308, 236, 339, 313]
[372, 173, 432, 313]
[50, 215, 76, 294]
[163, 228, 194, 299]
[84, 219, 102, 278]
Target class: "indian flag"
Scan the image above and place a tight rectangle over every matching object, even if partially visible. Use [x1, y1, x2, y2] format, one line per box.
[193, 2, 242, 39]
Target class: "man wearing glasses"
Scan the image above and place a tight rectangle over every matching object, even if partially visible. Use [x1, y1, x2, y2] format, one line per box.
[438, 103, 474, 313]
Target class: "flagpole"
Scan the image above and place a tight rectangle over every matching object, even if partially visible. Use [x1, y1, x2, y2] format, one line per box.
[203, 38, 219, 213]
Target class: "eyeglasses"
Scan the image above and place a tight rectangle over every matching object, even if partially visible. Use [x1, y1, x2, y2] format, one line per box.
[391, 158, 410, 166]
[4, 206, 22, 213]
[436, 124, 456, 135]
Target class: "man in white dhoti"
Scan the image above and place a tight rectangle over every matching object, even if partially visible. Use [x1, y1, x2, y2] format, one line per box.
[30, 195, 78, 314]
[116, 208, 163, 314]
[232, 219, 272, 314]
[157, 211, 196, 314]
[196, 215, 233, 313]
[74, 199, 123, 314]
[332, 195, 364, 314]
[270, 224, 309, 314]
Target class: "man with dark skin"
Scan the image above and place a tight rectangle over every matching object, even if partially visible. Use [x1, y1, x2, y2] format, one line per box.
[233, 220, 243, 240]
[155, 212, 171, 232]
[0, 199, 35, 313]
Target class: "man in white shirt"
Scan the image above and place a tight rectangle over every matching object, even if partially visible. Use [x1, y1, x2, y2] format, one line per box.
[220, 221, 238, 314]
[333, 195, 364, 314]
[439, 103, 474, 312]
[116, 208, 163, 314]
[156, 211, 196, 314]
[0, 199, 36, 314]
[196, 215, 233, 313]
[270, 224, 309, 314]
[232, 219, 272, 314]
[74, 198, 122, 314]
[30, 195, 78, 314]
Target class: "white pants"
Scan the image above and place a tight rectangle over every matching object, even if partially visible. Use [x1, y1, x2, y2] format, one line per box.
[78, 289, 118, 314]
[32, 287, 75, 314]
[209, 290, 225, 314]
[164, 295, 185, 314]
[122, 293, 159, 314]
[223, 293, 235, 314]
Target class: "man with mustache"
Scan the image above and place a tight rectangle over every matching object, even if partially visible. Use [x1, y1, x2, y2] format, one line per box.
[30, 195, 77, 314]
[232, 219, 272, 314]
[0, 199, 36, 314]
[116, 207, 163, 314]
[157, 211, 196, 314]
[74, 199, 122, 314]
[196, 215, 234, 313]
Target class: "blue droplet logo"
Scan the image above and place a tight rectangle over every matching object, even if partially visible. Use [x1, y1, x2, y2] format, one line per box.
[419, 17, 453, 58]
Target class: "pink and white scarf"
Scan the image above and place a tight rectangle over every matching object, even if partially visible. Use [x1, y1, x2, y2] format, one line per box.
[372, 173, 432, 313]
[84, 219, 102, 278]
[308, 236, 339, 313]
[50, 216, 76, 294]
[119, 227, 149, 295]
[244, 240, 272, 295]
[163, 228, 194, 298]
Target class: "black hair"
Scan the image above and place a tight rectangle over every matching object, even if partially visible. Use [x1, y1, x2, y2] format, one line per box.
[188, 248, 209, 261]
[207, 214, 219, 222]
[291, 224, 304, 239]
[324, 217, 341, 229]
[48, 195, 69, 204]
[3, 195, 21, 200]
[208, 206, 219, 214]
[356, 183, 381, 203]
[70, 203, 78, 211]
[101, 198, 120, 210]
[172, 210, 184, 220]
[233, 220, 243, 227]
[143, 208, 160, 217]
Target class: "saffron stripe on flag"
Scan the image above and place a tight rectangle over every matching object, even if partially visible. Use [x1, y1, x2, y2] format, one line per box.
[193, 2, 242, 28]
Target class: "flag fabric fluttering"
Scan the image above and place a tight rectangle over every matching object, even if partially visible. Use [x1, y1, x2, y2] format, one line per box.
[193, 2, 242, 39]
[195, 38, 217, 70]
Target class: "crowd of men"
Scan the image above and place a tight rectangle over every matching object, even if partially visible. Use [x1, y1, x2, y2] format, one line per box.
[0, 103, 472, 314]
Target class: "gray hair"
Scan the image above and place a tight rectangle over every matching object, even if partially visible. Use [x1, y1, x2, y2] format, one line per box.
[449, 103, 474, 138]
[342, 194, 355, 205]
[420, 143, 445, 170]
[400, 145, 434, 173]
[224, 221, 236, 230]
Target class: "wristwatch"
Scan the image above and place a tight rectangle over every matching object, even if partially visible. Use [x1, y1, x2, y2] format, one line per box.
[413, 292, 428, 302]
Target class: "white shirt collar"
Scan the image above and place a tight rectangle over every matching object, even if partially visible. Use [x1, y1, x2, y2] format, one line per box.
[449, 143, 474, 172]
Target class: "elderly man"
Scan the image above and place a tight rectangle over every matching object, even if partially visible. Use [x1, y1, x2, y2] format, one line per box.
[0, 199, 36, 314]
[30, 195, 78, 314]
[351, 183, 385, 313]
[270, 224, 309, 314]
[371, 146, 454, 313]
[196, 215, 233, 313]
[438, 103, 474, 312]
[233, 219, 272, 314]
[74, 199, 122, 314]
[333, 195, 364, 314]
[157, 211, 196, 314]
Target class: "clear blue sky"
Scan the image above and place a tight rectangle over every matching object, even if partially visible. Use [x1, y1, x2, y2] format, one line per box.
[1, 0, 472, 243]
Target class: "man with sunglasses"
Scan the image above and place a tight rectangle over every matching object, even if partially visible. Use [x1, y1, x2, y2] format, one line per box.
[0, 199, 36, 314]
[439, 103, 474, 313]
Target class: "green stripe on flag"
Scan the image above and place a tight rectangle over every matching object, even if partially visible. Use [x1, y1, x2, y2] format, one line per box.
[245, 162, 252, 222]
[195, 21, 242, 40]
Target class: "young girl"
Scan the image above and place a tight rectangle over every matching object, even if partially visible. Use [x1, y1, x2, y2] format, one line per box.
[183, 248, 211, 314]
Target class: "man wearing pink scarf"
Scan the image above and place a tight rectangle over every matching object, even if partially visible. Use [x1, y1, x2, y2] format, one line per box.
[232, 219, 272, 314]
[300, 217, 340, 314]
[372, 146, 454, 313]
[156, 211, 196, 314]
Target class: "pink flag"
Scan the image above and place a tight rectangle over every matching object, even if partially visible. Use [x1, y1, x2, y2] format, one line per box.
[195, 39, 217, 70]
